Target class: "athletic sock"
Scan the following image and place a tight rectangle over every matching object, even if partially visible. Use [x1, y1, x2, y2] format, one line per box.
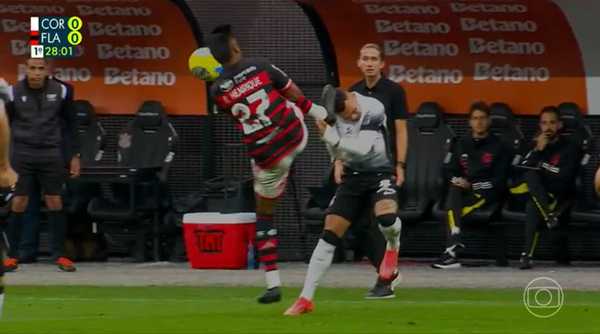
[379, 217, 402, 251]
[300, 238, 336, 301]
[47, 210, 67, 259]
[256, 215, 280, 289]
[7, 212, 24, 258]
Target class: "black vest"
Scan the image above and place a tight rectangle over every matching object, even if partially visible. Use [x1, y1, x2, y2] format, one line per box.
[11, 79, 66, 157]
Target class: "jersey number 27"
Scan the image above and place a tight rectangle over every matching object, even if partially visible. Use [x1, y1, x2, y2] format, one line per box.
[231, 89, 272, 135]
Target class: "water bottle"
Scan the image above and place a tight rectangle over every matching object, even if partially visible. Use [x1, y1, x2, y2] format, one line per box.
[247, 242, 256, 270]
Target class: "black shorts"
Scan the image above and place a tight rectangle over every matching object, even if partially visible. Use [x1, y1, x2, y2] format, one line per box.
[327, 172, 398, 223]
[13, 155, 66, 196]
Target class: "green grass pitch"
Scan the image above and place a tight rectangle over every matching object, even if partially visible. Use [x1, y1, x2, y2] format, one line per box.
[2, 286, 599, 333]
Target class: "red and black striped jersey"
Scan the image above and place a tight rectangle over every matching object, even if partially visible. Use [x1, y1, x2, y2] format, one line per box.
[210, 58, 305, 169]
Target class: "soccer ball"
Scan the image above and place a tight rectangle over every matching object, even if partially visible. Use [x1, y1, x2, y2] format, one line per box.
[188, 47, 223, 81]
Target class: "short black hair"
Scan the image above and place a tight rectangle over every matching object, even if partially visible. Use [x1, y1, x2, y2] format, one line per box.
[207, 24, 233, 64]
[540, 106, 560, 119]
[25, 56, 49, 66]
[469, 101, 490, 118]
[334, 89, 347, 114]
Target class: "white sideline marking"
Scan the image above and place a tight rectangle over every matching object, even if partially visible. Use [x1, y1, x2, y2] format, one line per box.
[9, 296, 600, 306]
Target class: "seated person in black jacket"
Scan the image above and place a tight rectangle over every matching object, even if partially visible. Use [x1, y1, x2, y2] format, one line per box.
[512, 106, 581, 269]
[432, 102, 510, 269]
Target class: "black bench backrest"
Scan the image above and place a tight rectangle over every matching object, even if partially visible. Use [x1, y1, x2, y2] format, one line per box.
[402, 102, 455, 216]
[489, 102, 527, 173]
[559, 102, 596, 209]
[69, 100, 106, 166]
[117, 100, 178, 170]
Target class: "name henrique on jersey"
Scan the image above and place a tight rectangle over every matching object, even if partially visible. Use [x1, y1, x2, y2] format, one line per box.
[211, 58, 305, 169]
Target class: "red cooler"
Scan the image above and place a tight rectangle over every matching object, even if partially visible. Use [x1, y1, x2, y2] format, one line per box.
[183, 212, 256, 269]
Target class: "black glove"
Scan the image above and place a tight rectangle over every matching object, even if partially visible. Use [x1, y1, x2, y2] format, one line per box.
[320, 84, 337, 125]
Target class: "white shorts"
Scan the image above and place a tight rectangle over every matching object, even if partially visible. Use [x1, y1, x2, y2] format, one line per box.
[252, 104, 308, 199]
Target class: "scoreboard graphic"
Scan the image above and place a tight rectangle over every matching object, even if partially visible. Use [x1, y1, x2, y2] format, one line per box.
[29, 16, 83, 59]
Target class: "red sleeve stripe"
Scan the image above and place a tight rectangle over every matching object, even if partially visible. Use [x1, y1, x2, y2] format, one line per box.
[294, 95, 313, 114]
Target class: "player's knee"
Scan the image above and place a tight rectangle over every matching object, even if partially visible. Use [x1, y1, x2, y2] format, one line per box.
[374, 199, 397, 216]
[45, 196, 63, 211]
[324, 214, 350, 236]
[375, 213, 397, 228]
[11, 196, 28, 213]
[321, 229, 342, 246]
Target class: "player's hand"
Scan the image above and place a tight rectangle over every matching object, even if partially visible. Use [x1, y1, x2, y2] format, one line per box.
[333, 160, 344, 184]
[0, 165, 17, 188]
[395, 165, 405, 187]
[315, 119, 327, 136]
[535, 133, 549, 151]
[452, 177, 471, 189]
[70, 156, 81, 178]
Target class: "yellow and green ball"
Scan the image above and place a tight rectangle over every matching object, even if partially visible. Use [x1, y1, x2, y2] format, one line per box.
[188, 47, 223, 81]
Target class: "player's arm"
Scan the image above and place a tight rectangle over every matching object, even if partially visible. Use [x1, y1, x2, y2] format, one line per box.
[0, 79, 12, 167]
[316, 120, 375, 156]
[61, 82, 79, 157]
[265, 63, 328, 120]
[446, 140, 464, 180]
[0, 92, 17, 188]
[58, 81, 81, 177]
[550, 142, 580, 184]
[519, 142, 542, 168]
[0, 103, 11, 170]
[392, 85, 409, 185]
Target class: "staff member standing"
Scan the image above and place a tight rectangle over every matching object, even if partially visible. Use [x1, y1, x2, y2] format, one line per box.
[347, 43, 409, 299]
[0, 79, 18, 188]
[1, 57, 80, 272]
[0, 79, 18, 318]
[348, 43, 409, 185]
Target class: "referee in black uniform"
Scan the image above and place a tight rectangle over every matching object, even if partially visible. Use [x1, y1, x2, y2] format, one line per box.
[347, 43, 409, 299]
[2, 57, 79, 272]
